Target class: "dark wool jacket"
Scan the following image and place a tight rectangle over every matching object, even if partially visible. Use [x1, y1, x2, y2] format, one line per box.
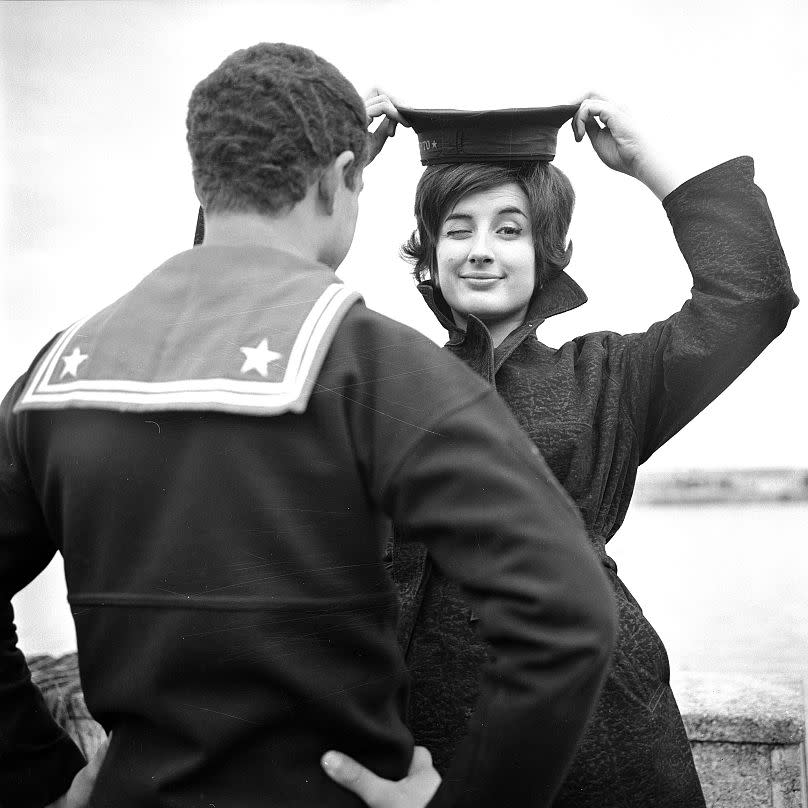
[0, 246, 617, 807]
[393, 156, 798, 808]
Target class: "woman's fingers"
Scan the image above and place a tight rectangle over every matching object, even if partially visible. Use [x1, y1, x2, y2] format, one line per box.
[367, 112, 397, 137]
[365, 88, 410, 126]
[573, 97, 614, 142]
[367, 99, 405, 123]
[364, 87, 408, 164]
[568, 90, 609, 107]
[367, 99, 408, 125]
[572, 96, 672, 190]
[584, 114, 602, 144]
[321, 751, 391, 807]
[366, 115, 397, 163]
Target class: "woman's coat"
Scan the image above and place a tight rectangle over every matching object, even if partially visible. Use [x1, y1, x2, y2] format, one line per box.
[392, 156, 798, 808]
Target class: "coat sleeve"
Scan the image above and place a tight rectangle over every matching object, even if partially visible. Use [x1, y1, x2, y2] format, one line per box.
[378, 387, 617, 808]
[0, 374, 86, 806]
[336, 311, 617, 806]
[615, 156, 798, 463]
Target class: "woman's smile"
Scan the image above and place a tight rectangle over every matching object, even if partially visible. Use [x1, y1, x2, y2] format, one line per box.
[459, 273, 503, 285]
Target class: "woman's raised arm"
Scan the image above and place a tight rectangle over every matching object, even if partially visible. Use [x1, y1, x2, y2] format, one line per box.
[613, 156, 797, 463]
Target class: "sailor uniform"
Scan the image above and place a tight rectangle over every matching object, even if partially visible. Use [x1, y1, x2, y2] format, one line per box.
[0, 244, 615, 807]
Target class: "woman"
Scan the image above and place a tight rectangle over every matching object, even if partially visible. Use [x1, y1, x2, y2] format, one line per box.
[350, 93, 798, 808]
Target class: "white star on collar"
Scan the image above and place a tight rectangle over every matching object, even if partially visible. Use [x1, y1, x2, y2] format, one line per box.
[60, 346, 88, 379]
[239, 338, 282, 378]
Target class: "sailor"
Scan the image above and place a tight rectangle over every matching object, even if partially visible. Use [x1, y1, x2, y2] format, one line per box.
[0, 44, 616, 808]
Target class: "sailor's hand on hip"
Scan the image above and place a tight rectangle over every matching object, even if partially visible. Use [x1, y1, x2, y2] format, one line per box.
[322, 745, 440, 808]
[45, 736, 110, 808]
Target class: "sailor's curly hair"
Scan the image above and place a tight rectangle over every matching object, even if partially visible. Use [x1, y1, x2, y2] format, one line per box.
[402, 161, 574, 291]
[187, 43, 368, 215]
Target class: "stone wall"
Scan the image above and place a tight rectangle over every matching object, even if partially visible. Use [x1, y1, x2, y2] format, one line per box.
[29, 654, 808, 804]
[674, 672, 807, 807]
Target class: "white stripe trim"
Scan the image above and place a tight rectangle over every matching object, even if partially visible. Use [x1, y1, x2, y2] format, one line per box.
[284, 282, 343, 381]
[27, 377, 295, 395]
[20, 389, 313, 407]
[16, 283, 361, 414]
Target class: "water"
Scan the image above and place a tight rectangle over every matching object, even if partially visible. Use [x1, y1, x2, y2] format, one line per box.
[12, 503, 808, 676]
[608, 502, 808, 675]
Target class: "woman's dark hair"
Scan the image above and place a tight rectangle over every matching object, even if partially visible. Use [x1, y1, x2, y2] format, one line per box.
[187, 43, 368, 216]
[402, 161, 575, 290]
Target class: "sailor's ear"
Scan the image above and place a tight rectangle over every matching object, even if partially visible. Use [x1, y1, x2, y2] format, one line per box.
[336, 150, 357, 184]
[318, 151, 355, 215]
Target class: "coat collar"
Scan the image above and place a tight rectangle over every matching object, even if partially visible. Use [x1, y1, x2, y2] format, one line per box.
[417, 269, 588, 376]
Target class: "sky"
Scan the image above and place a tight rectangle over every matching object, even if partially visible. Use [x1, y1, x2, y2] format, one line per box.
[1, 0, 806, 472]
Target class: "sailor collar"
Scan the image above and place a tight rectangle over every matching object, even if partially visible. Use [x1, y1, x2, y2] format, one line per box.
[15, 245, 362, 417]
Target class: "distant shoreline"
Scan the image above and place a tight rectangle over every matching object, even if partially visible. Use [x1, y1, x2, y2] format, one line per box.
[633, 469, 808, 505]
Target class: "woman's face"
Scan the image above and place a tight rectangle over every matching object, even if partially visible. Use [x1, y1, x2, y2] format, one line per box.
[435, 182, 536, 337]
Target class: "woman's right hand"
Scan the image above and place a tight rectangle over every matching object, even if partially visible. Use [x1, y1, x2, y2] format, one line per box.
[321, 745, 441, 808]
[571, 93, 685, 200]
[365, 88, 410, 165]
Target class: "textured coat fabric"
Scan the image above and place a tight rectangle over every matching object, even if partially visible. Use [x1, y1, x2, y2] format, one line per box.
[0, 246, 617, 807]
[393, 156, 798, 808]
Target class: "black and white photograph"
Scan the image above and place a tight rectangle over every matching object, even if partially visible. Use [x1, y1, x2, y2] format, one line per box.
[1, 1, 805, 806]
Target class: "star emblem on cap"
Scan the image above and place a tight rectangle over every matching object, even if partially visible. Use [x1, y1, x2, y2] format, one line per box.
[239, 338, 282, 378]
[60, 346, 88, 379]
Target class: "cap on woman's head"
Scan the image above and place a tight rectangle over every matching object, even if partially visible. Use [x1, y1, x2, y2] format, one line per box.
[399, 105, 578, 166]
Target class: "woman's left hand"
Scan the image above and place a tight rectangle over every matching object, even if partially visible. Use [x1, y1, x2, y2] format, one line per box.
[572, 93, 683, 200]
